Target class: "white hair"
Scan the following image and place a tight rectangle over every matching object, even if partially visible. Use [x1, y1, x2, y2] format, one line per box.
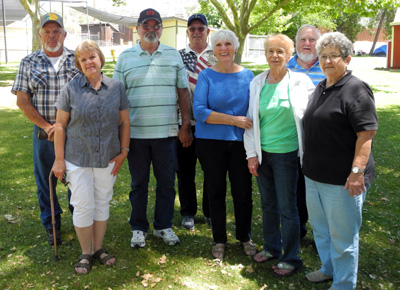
[295, 25, 321, 43]
[211, 30, 240, 51]
[316, 32, 352, 58]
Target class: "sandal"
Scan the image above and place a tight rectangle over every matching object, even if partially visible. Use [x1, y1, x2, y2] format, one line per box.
[242, 240, 256, 256]
[74, 254, 93, 274]
[253, 250, 276, 263]
[93, 248, 115, 266]
[212, 243, 225, 260]
[272, 262, 298, 277]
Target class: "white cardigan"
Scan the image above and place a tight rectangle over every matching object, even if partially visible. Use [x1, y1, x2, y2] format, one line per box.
[243, 70, 315, 166]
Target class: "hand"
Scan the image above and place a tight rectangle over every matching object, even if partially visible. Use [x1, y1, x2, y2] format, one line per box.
[178, 126, 193, 148]
[234, 116, 253, 130]
[344, 172, 366, 196]
[52, 159, 66, 181]
[248, 157, 259, 176]
[44, 124, 56, 141]
[109, 151, 128, 176]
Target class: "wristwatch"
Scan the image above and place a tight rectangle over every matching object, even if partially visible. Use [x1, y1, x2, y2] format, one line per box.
[121, 147, 130, 153]
[351, 166, 365, 174]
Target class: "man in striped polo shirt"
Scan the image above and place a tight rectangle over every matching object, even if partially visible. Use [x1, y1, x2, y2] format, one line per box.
[113, 8, 192, 248]
[287, 25, 325, 86]
[287, 24, 325, 240]
[177, 13, 215, 231]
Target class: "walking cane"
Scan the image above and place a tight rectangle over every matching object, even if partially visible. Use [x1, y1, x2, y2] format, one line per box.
[49, 169, 59, 261]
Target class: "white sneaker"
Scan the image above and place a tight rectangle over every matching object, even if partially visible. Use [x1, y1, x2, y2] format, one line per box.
[153, 228, 180, 246]
[131, 230, 147, 248]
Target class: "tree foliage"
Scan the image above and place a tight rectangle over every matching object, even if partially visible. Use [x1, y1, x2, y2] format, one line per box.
[199, 0, 400, 64]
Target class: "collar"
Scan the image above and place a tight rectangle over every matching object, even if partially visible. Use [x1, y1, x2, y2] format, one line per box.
[39, 47, 73, 59]
[137, 41, 163, 55]
[184, 43, 213, 55]
[320, 70, 353, 90]
[79, 72, 108, 89]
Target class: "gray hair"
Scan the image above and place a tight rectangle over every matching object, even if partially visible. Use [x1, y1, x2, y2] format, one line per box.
[316, 32, 352, 58]
[295, 25, 321, 43]
[264, 33, 294, 56]
[211, 30, 240, 51]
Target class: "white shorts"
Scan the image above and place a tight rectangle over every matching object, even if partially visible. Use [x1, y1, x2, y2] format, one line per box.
[65, 160, 116, 228]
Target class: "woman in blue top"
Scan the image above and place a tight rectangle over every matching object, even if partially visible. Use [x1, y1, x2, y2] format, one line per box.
[244, 34, 314, 277]
[193, 30, 254, 260]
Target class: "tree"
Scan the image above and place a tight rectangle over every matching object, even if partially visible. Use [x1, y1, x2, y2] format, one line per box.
[19, 0, 126, 52]
[199, 0, 400, 64]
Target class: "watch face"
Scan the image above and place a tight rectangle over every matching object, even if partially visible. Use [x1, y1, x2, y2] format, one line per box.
[352, 167, 360, 173]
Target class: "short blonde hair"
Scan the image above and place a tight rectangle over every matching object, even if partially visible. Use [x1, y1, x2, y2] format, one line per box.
[264, 34, 294, 56]
[74, 40, 105, 73]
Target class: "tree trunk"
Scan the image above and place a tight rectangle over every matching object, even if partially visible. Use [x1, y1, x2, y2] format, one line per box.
[19, 0, 41, 52]
[235, 36, 246, 65]
[369, 10, 386, 56]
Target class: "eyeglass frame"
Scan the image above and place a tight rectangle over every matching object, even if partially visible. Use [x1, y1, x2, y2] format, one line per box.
[140, 23, 162, 31]
[187, 25, 208, 33]
[318, 54, 344, 62]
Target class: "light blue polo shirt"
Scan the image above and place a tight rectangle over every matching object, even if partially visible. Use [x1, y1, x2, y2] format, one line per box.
[113, 42, 188, 139]
[287, 54, 325, 86]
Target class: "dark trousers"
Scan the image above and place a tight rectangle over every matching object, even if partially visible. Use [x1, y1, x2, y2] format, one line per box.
[177, 126, 210, 218]
[196, 139, 252, 244]
[297, 160, 308, 238]
[127, 137, 177, 232]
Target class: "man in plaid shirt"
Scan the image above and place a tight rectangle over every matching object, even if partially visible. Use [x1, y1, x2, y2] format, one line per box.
[177, 14, 215, 230]
[12, 13, 79, 245]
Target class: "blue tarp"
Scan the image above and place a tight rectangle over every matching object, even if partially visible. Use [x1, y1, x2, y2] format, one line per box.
[373, 44, 387, 56]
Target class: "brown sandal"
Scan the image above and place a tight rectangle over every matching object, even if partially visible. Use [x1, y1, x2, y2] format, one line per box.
[212, 243, 225, 260]
[242, 240, 256, 256]
[93, 248, 115, 266]
[74, 254, 93, 274]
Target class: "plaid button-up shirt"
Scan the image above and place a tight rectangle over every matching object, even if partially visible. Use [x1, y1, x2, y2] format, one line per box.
[12, 48, 80, 123]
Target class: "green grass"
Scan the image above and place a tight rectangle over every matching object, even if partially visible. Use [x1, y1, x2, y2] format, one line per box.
[0, 63, 19, 87]
[1, 62, 400, 289]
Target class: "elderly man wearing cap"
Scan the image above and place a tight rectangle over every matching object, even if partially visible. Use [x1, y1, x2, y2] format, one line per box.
[114, 8, 192, 248]
[12, 12, 79, 245]
[177, 13, 213, 231]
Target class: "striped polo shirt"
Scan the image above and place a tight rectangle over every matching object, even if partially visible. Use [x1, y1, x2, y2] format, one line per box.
[113, 42, 188, 139]
[287, 55, 325, 86]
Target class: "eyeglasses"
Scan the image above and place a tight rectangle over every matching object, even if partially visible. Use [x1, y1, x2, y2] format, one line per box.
[140, 23, 162, 31]
[319, 54, 342, 62]
[188, 26, 207, 33]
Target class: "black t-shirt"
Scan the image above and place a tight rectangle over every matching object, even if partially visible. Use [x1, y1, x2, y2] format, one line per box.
[303, 71, 378, 186]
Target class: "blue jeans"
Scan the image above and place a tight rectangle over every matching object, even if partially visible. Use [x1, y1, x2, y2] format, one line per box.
[305, 177, 367, 290]
[256, 150, 302, 269]
[33, 125, 63, 229]
[127, 138, 177, 232]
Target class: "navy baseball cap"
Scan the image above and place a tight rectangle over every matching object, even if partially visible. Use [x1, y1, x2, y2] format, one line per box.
[187, 13, 208, 27]
[138, 8, 162, 24]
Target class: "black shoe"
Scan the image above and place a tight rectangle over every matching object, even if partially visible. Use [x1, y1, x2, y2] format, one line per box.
[46, 228, 62, 246]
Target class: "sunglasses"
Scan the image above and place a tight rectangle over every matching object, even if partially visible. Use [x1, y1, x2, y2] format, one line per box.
[188, 26, 207, 33]
[141, 24, 162, 31]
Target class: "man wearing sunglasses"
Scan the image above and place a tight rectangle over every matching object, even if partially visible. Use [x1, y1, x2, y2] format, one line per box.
[177, 14, 214, 231]
[114, 8, 192, 248]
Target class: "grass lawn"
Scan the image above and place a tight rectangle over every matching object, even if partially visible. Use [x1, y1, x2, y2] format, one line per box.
[0, 60, 399, 289]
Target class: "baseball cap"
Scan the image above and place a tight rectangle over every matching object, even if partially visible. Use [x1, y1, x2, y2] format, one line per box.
[187, 13, 208, 27]
[41, 13, 64, 28]
[138, 8, 162, 24]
